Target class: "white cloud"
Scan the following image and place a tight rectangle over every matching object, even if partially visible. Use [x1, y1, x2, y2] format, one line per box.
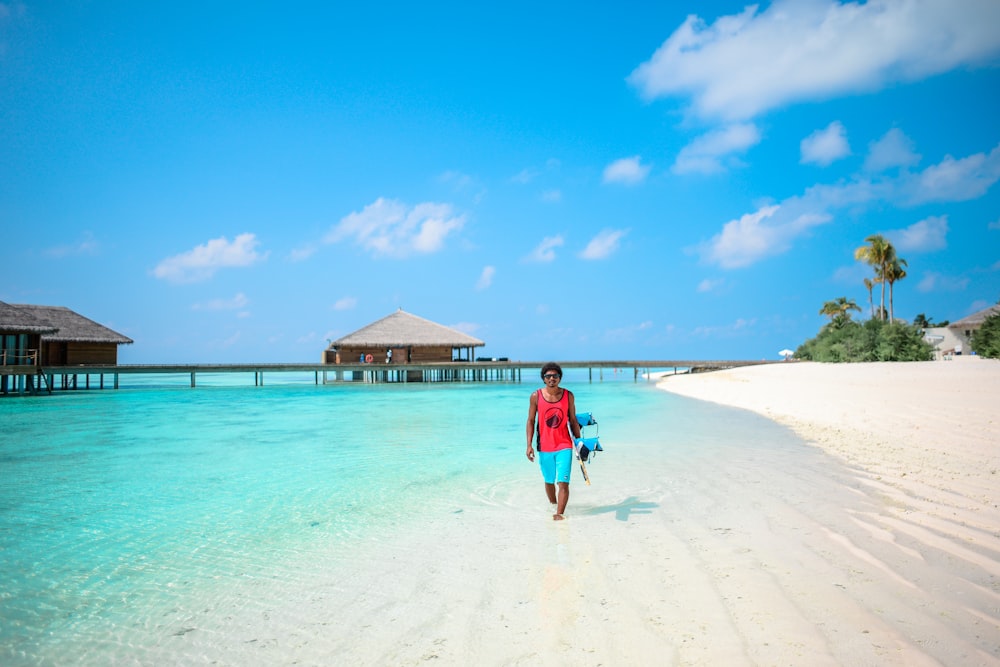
[153, 233, 267, 283]
[697, 278, 724, 293]
[698, 205, 831, 269]
[412, 213, 464, 253]
[476, 265, 495, 290]
[903, 143, 1000, 204]
[888, 215, 949, 252]
[629, 0, 1000, 122]
[800, 121, 850, 166]
[439, 170, 473, 189]
[512, 159, 560, 184]
[324, 198, 465, 258]
[603, 321, 653, 342]
[526, 235, 564, 263]
[44, 231, 99, 258]
[580, 229, 627, 260]
[288, 243, 318, 262]
[511, 168, 537, 184]
[864, 128, 921, 172]
[192, 292, 250, 311]
[691, 317, 757, 338]
[917, 271, 970, 292]
[988, 218, 1000, 230]
[602, 156, 651, 185]
[333, 297, 357, 311]
[440, 171, 486, 203]
[672, 123, 760, 174]
[699, 142, 1000, 268]
[541, 189, 562, 202]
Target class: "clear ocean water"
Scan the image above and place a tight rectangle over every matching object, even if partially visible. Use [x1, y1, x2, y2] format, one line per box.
[0, 369, 810, 665]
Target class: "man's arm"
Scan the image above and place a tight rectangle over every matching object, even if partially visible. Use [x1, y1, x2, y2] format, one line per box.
[567, 391, 582, 439]
[525, 392, 538, 460]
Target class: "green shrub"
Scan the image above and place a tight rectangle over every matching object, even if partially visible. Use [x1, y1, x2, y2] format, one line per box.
[796, 319, 933, 362]
[971, 313, 1000, 358]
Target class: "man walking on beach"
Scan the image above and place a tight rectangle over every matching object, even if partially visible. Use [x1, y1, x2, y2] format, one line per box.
[526, 362, 581, 521]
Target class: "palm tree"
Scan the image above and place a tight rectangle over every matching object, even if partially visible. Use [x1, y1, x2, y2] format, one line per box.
[863, 277, 875, 319]
[854, 235, 896, 321]
[820, 297, 862, 326]
[883, 257, 907, 322]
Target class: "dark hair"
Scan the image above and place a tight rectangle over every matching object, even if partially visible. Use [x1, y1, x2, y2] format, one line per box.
[540, 362, 563, 379]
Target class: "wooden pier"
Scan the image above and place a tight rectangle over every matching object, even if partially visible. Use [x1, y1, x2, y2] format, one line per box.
[0, 359, 771, 394]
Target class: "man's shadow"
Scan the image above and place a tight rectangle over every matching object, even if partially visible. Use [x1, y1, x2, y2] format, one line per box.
[583, 496, 657, 522]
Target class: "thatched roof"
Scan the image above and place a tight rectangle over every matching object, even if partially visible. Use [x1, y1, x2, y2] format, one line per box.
[948, 304, 1000, 330]
[0, 301, 58, 334]
[331, 309, 484, 348]
[12, 304, 133, 344]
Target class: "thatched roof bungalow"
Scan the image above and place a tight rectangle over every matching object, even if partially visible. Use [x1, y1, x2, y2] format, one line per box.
[325, 309, 484, 364]
[2, 302, 133, 366]
[0, 301, 57, 335]
[0, 301, 57, 366]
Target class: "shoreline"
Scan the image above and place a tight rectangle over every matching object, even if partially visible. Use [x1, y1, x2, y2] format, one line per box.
[655, 358, 1000, 663]
[655, 358, 1000, 512]
[6, 364, 999, 665]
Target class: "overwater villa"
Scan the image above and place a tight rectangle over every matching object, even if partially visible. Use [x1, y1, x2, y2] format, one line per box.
[324, 308, 484, 365]
[0, 301, 133, 393]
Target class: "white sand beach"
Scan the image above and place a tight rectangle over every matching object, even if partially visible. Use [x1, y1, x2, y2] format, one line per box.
[657, 358, 1000, 530]
[654, 358, 1000, 666]
[131, 359, 999, 666]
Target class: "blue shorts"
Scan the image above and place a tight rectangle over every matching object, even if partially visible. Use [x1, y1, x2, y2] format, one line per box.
[538, 448, 573, 484]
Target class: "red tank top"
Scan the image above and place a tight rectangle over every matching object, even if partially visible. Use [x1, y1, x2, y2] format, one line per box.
[536, 388, 573, 452]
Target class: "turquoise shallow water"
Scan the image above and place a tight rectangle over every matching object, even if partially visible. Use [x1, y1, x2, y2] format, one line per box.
[0, 371, 811, 664]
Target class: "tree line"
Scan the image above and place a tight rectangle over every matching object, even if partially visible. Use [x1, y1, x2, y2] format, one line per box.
[815, 234, 919, 328]
[797, 234, 933, 362]
[797, 234, 999, 361]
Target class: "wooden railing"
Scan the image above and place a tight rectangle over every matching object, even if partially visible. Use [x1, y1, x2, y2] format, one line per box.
[0, 349, 38, 366]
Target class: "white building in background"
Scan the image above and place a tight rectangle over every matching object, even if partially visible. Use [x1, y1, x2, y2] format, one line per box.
[924, 303, 1000, 359]
[949, 304, 1000, 354]
[922, 326, 965, 360]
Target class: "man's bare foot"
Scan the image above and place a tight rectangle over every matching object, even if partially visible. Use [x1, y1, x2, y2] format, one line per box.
[552, 513, 565, 521]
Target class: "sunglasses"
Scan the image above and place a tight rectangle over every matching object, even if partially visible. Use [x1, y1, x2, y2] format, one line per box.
[542, 374, 560, 380]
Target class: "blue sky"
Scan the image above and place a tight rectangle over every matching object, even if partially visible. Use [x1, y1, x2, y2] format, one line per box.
[2, 1, 998, 363]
